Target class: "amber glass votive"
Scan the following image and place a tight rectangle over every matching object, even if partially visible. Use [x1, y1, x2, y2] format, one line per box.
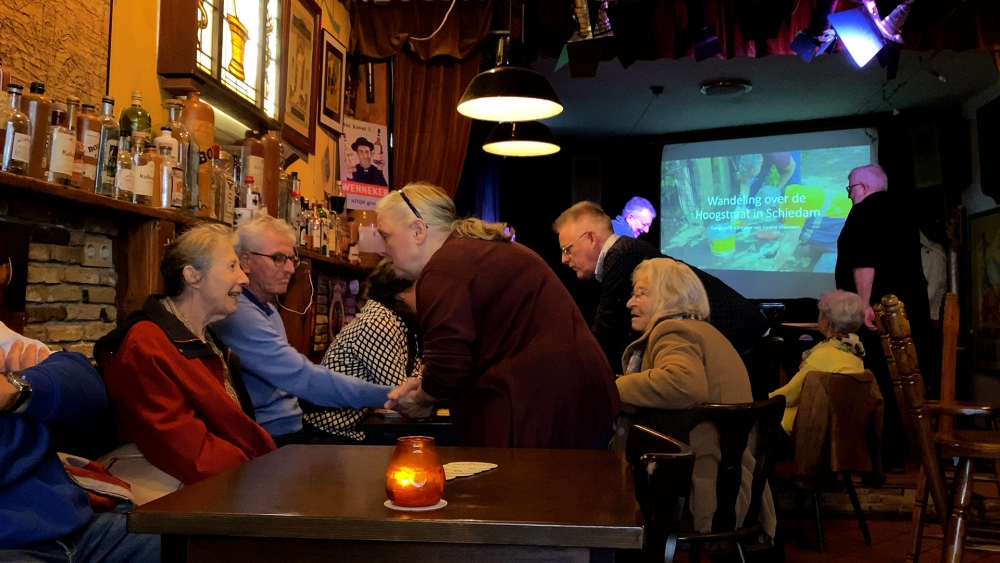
[385, 436, 445, 507]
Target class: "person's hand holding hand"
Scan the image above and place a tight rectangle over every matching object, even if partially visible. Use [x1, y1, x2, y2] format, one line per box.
[4, 340, 48, 371]
[385, 377, 422, 409]
[864, 305, 876, 331]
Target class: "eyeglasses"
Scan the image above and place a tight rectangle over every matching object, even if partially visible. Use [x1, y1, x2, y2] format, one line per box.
[398, 190, 422, 219]
[846, 183, 863, 194]
[560, 232, 589, 255]
[630, 289, 650, 300]
[249, 251, 301, 268]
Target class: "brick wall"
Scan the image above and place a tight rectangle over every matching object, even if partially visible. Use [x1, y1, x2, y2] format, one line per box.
[1, 199, 118, 358]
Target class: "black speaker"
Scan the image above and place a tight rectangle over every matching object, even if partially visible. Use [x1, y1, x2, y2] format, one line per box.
[909, 117, 971, 192]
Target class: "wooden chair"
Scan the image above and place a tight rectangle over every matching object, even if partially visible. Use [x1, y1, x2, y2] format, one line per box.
[635, 395, 785, 563]
[873, 294, 1000, 563]
[626, 425, 696, 563]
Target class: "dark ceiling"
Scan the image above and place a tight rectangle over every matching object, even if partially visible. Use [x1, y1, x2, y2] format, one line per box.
[535, 48, 1000, 137]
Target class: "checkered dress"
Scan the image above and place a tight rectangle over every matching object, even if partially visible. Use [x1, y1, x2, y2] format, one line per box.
[303, 300, 421, 441]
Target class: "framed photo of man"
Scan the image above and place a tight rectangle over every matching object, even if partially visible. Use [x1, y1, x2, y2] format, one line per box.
[319, 30, 346, 134]
[279, 0, 321, 154]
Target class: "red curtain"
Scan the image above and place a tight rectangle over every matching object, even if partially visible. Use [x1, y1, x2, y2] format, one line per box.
[351, 1, 493, 197]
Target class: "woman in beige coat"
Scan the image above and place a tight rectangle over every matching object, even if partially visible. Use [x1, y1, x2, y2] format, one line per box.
[611, 257, 776, 539]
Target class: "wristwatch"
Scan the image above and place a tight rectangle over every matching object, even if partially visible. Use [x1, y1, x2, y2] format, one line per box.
[3, 371, 31, 415]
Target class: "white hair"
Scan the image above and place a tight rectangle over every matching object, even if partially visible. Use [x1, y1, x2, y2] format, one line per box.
[234, 214, 297, 255]
[818, 290, 865, 335]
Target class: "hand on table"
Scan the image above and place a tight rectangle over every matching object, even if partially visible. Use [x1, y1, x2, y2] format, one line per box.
[385, 377, 435, 419]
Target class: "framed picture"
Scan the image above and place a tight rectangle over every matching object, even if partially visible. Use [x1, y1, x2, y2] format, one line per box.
[319, 30, 346, 134]
[969, 207, 1000, 371]
[279, 0, 321, 154]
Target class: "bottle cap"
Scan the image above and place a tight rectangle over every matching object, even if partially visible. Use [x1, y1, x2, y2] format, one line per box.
[66, 96, 81, 105]
[245, 175, 254, 184]
[161, 127, 172, 133]
[291, 172, 298, 178]
[51, 102, 67, 112]
[212, 144, 221, 159]
[102, 96, 115, 105]
[29, 82, 45, 93]
[6, 83, 23, 92]
[81, 103, 95, 110]
[130, 90, 142, 101]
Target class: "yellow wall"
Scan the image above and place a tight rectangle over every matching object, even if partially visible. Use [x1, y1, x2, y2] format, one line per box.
[108, 0, 351, 203]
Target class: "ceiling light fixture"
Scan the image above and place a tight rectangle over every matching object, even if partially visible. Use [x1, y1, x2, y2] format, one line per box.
[457, 36, 563, 122]
[700, 79, 752, 96]
[828, 0, 915, 68]
[482, 121, 560, 157]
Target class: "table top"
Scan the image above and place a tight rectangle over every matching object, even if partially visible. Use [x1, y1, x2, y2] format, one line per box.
[129, 445, 644, 549]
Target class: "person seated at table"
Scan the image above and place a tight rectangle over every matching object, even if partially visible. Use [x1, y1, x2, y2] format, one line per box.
[303, 260, 423, 442]
[769, 289, 866, 437]
[212, 214, 393, 445]
[2, 339, 160, 562]
[610, 257, 776, 537]
[380, 182, 620, 448]
[96, 224, 276, 497]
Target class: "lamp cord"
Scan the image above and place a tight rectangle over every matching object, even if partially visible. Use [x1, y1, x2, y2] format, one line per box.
[409, 0, 459, 42]
[276, 268, 315, 315]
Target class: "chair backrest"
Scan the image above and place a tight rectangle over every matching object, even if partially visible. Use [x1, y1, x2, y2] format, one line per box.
[626, 425, 696, 563]
[939, 292, 960, 433]
[635, 395, 785, 535]
[872, 294, 949, 531]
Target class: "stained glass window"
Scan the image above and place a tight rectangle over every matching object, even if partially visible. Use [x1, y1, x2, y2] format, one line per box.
[197, 0, 277, 116]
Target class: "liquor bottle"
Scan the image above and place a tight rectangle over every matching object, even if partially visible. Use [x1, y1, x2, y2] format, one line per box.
[211, 145, 234, 226]
[160, 100, 198, 216]
[299, 198, 311, 247]
[75, 103, 101, 192]
[0, 83, 31, 175]
[289, 172, 301, 228]
[64, 97, 85, 188]
[277, 171, 290, 222]
[114, 135, 134, 201]
[119, 91, 151, 144]
[158, 145, 184, 210]
[239, 175, 260, 210]
[143, 141, 162, 207]
[45, 101, 76, 186]
[131, 133, 154, 206]
[373, 130, 384, 169]
[23, 82, 52, 179]
[241, 130, 264, 186]
[181, 91, 215, 216]
[153, 127, 179, 162]
[316, 204, 329, 255]
[95, 97, 119, 197]
[309, 204, 323, 252]
[261, 129, 280, 217]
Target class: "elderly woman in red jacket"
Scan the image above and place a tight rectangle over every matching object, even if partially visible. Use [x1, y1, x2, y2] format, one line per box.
[97, 224, 275, 502]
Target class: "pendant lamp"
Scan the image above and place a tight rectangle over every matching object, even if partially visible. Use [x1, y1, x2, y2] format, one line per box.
[458, 36, 563, 122]
[482, 121, 560, 157]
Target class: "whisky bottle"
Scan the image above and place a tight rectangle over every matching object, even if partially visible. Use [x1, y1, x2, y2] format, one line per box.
[182, 92, 215, 216]
[143, 142, 162, 207]
[95, 97, 119, 197]
[45, 101, 76, 186]
[241, 130, 264, 186]
[132, 133, 154, 206]
[115, 135, 134, 201]
[211, 145, 234, 225]
[158, 145, 184, 209]
[75, 103, 101, 192]
[0, 83, 31, 175]
[119, 91, 151, 144]
[65, 97, 85, 188]
[160, 100, 198, 215]
[23, 82, 51, 179]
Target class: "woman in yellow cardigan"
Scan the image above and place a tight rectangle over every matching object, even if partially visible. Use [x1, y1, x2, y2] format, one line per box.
[769, 290, 866, 436]
[611, 257, 775, 539]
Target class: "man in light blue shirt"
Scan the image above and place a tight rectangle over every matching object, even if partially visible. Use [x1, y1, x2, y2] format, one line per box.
[213, 215, 392, 445]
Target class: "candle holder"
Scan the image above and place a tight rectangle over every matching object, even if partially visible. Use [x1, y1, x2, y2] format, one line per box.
[385, 436, 445, 508]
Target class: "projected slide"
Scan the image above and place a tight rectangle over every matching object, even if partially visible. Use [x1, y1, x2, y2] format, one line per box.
[660, 130, 875, 298]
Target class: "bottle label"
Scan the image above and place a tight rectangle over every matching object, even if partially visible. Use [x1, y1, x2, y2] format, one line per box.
[83, 130, 100, 159]
[49, 131, 76, 175]
[82, 163, 97, 180]
[224, 178, 236, 225]
[12, 132, 30, 162]
[171, 169, 184, 207]
[102, 139, 118, 183]
[116, 168, 134, 193]
[134, 162, 154, 196]
[246, 155, 264, 186]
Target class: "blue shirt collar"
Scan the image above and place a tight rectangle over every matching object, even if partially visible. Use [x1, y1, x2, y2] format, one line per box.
[242, 287, 275, 316]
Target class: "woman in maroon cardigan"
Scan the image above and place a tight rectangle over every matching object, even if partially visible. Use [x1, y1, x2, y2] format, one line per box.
[96, 224, 275, 493]
[377, 182, 620, 448]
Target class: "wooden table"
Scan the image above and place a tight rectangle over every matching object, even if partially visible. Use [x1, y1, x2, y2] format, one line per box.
[356, 408, 456, 445]
[129, 445, 644, 563]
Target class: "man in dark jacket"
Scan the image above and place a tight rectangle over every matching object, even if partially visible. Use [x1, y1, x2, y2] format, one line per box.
[0, 340, 159, 562]
[554, 202, 769, 368]
[350, 137, 387, 186]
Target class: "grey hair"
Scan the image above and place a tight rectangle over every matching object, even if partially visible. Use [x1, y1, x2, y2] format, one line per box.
[375, 182, 513, 242]
[632, 258, 710, 329]
[818, 289, 865, 335]
[849, 164, 888, 193]
[622, 197, 656, 218]
[161, 223, 238, 298]
[552, 201, 614, 234]
[234, 213, 297, 255]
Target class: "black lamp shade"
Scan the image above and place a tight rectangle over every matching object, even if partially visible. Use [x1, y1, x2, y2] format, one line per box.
[482, 121, 560, 157]
[457, 67, 563, 122]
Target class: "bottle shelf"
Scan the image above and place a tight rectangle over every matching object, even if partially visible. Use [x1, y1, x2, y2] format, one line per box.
[298, 247, 372, 276]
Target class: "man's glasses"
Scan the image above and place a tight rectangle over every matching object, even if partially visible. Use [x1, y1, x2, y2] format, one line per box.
[249, 251, 301, 268]
[846, 183, 863, 194]
[399, 190, 422, 219]
[560, 232, 589, 255]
